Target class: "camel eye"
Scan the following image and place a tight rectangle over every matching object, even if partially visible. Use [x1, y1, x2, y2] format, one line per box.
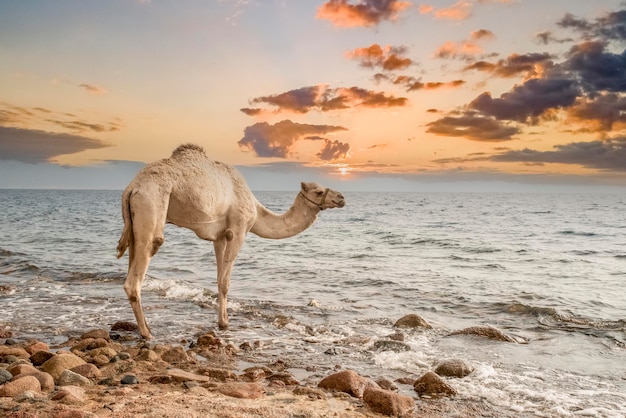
[315, 190, 323, 196]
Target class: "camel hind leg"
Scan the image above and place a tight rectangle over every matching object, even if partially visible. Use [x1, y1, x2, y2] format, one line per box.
[213, 229, 245, 330]
[123, 189, 167, 339]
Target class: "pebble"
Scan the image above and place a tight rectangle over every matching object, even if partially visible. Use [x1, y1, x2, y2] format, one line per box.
[121, 374, 139, 385]
[0, 368, 13, 383]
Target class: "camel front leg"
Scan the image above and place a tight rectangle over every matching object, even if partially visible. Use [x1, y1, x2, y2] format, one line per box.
[213, 231, 244, 330]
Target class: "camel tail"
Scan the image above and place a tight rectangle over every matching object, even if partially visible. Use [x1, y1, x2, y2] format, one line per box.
[116, 188, 133, 259]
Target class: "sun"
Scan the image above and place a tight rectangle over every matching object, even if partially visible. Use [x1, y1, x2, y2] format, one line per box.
[339, 167, 349, 176]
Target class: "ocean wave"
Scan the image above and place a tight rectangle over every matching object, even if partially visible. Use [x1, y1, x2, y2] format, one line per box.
[559, 230, 598, 237]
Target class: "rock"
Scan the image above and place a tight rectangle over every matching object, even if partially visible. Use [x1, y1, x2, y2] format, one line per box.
[449, 325, 516, 342]
[240, 366, 271, 382]
[4, 338, 18, 345]
[268, 372, 299, 386]
[2, 355, 19, 364]
[293, 386, 326, 399]
[198, 367, 238, 382]
[17, 371, 55, 392]
[121, 374, 139, 385]
[30, 350, 55, 366]
[363, 386, 415, 417]
[58, 370, 92, 387]
[0, 375, 41, 397]
[395, 377, 415, 385]
[373, 340, 411, 352]
[0, 328, 12, 338]
[434, 359, 474, 378]
[0, 368, 12, 384]
[90, 355, 111, 367]
[217, 382, 264, 399]
[136, 349, 160, 362]
[376, 378, 398, 391]
[196, 333, 224, 349]
[166, 368, 211, 383]
[87, 346, 117, 359]
[41, 353, 87, 381]
[15, 390, 43, 402]
[24, 341, 49, 355]
[161, 346, 189, 364]
[80, 329, 110, 341]
[7, 363, 38, 376]
[413, 371, 457, 397]
[51, 385, 85, 405]
[70, 363, 101, 381]
[52, 409, 86, 418]
[393, 314, 432, 329]
[111, 321, 138, 332]
[0, 346, 30, 359]
[388, 332, 405, 342]
[318, 370, 376, 399]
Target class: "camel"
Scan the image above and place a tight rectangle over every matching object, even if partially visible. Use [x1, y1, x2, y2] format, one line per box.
[116, 143, 346, 339]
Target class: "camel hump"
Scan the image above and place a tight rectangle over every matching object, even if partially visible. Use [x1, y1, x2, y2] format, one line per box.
[171, 143, 206, 159]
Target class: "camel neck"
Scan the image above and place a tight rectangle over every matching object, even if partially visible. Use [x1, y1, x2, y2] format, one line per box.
[249, 194, 319, 239]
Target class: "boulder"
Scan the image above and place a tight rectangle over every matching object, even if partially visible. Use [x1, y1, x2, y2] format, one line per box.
[393, 314, 432, 329]
[161, 346, 189, 364]
[318, 369, 376, 399]
[70, 363, 102, 381]
[166, 368, 211, 383]
[111, 321, 138, 332]
[24, 341, 49, 355]
[198, 367, 238, 382]
[413, 371, 456, 397]
[80, 329, 110, 341]
[136, 349, 160, 362]
[363, 386, 415, 417]
[7, 363, 38, 376]
[0, 346, 30, 359]
[268, 372, 299, 386]
[217, 382, 264, 399]
[0, 369, 12, 384]
[449, 325, 516, 342]
[51, 385, 86, 405]
[41, 353, 86, 381]
[376, 378, 398, 391]
[16, 371, 55, 392]
[0, 375, 41, 397]
[434, 359, 474, 378]
[58, 370, 92, 387]
[30, 350, 55, 366]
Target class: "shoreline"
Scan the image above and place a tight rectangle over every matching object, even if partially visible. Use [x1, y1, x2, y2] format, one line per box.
[0, 321, 517, 418]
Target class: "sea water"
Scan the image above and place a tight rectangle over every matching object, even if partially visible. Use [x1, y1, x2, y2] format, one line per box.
[1, 189, 625, 417]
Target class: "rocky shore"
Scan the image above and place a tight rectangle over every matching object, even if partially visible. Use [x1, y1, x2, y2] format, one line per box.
[0, 315, 518, 417]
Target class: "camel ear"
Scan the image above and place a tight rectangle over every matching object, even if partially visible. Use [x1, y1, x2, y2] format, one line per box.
[301, 182, 309, 192]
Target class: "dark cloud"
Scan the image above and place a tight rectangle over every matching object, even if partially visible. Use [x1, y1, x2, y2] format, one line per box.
[564, 41, 626, 93]
[558, 9, 626, 41]
[463, 52, 554, 77]
[244, 85, 407, 114]
[240, 108, 262, 116]
[317, 139, 351, 161]
[46, 119, 121, 133]
[535, 31, 573, 45]
[0, 126, 110, 164]
[470, 29, 495, 40]
[469, 78, 580, 123]
[566, 93, 626, 132]
[346, 44, 412, 71]
[316, 0, 411, 28]
[237, 120, 347, 159]
[426, 112, 520, 141]
[491, 137, 626, 171]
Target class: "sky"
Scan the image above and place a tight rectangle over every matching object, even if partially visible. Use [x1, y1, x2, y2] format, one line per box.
[1, 0, 625, 192]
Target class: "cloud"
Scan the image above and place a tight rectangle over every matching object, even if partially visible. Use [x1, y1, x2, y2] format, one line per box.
[243, 85, 408, 114]
[0, 126, 110, 164]
[317, 139, 351, 161]
[463, 52, 554, 77]
[316, 0, 411, 28]
[468, 78, 580, 123]
[491, 137, 626, 171]
[78, 84, 107, 95]
[237, 119, 348, 159]
[388, 75, 465, 92]
[346, 44, 412, 71]
[564, 41, 626, 93]
[471, 29, 495, 40]
[420, 0, 513, 21]
[566, 93, 626, 133]
[434, 40, 485, 60]
[558, 9, 626, 41]
[426, 111, 520, 141]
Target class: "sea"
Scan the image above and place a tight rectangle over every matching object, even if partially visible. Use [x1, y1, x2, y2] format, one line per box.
[0, 189, 625, 417]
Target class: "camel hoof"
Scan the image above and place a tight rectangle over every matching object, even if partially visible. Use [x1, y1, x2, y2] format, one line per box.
[218, 323, 229, 331]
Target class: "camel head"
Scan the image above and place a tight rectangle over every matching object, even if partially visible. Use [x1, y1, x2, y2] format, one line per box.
[300, 182, 346, 210]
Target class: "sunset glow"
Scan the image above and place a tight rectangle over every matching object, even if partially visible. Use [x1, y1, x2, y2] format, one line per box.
[0, 1, 624, 191]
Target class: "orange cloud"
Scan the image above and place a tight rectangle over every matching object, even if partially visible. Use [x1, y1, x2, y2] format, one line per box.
[317, 0, 411, 28]
[346, 44, 412, 71]
[78, 83, 107, 95]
